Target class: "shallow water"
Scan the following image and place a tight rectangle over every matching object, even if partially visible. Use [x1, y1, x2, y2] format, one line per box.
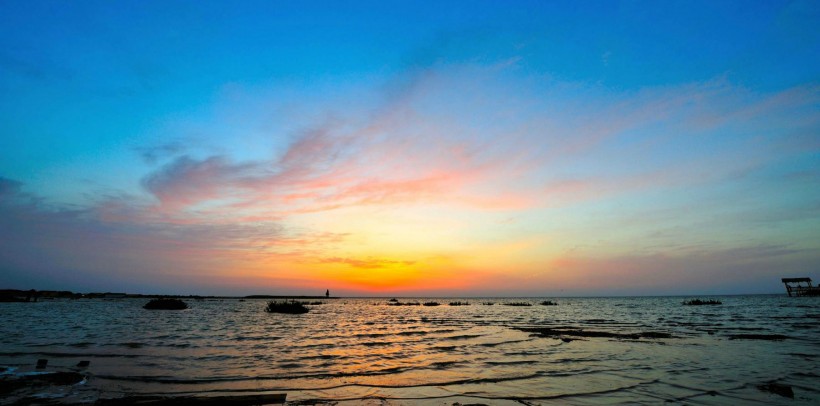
[1, 295, 818, 404]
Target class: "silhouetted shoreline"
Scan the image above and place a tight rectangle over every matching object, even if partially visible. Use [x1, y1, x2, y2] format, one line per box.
[0, 289, 338, 301]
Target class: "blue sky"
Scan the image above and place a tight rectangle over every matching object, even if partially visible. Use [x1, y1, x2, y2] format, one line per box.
[1, 1, 818, 295]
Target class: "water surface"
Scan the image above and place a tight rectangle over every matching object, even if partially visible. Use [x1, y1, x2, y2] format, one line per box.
[1, 295, 817, 404]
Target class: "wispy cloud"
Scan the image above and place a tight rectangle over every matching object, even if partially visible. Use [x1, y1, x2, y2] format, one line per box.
[141, 155, 260, 212]
[136, 67, 820, 224]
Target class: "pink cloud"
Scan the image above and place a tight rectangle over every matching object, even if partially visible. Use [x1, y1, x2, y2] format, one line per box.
[137, 75, 819, 226]
[141, 155, 259, 212]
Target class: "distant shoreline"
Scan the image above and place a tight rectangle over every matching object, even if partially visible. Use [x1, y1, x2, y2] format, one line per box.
[0, 289, 338, 301]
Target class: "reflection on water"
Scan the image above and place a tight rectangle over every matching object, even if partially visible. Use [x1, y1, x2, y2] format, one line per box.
[1, 296, 818, 404]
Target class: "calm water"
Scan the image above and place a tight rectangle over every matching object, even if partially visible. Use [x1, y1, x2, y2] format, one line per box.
[1, 296, 818, 405]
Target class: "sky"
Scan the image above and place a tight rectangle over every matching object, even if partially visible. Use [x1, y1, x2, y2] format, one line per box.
[1, 1, 819, 296]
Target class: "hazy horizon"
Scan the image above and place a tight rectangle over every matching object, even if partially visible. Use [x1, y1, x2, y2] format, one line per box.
[2, 1, 819, 297]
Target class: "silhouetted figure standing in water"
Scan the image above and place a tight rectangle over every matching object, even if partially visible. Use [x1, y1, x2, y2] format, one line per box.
[26, 289, 38, 302]
[325, 289, 330, 298]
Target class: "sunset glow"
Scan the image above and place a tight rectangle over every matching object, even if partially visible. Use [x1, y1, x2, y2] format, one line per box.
[1, 1, 818, 296]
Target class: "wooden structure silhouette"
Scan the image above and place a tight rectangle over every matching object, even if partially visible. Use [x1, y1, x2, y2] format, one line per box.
[782, 277, 820, 297]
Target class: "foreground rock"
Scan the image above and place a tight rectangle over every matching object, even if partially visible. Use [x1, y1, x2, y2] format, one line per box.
[0, 371, 85, 396]
[757, 382, 794, 399]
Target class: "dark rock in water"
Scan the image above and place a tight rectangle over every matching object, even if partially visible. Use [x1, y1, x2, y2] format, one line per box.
[504, 302, 532, 307]
[387, 300, 422, 306]
[77, 360, 90, 367]
[516, 327, 674, 340]
[0, 372, 86, 395]
[682, 299, 722, 305]
[143, 298, 188, 310]
[264, 300, 309, 314]
[727, 334, 789, 341]
[31, 372, 85, 385]
[36, 359, 48, 369]
[639, 331, 674, 339]
[757, 382, 794, 399]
